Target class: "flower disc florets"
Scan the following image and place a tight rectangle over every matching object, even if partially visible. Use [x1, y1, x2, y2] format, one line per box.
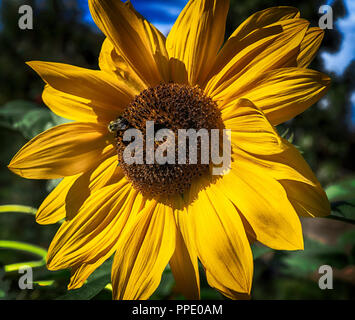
[110, 83, 222, 198]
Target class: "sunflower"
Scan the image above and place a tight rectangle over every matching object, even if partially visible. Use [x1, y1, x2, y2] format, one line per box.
[8, 0, 331, 300]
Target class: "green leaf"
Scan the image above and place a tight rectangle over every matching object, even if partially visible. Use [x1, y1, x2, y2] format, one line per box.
[251, 243, 272, 260]
[0, 240, 47, 272]
[56, 259, 112, 300]
[326, 200, 355, 225]
[150, 266, 175, 299]
[326, 177, 355, 201]
[0, 100, 70, 139]
[31, 266, 69, 281]
[280, 128, 295, 143]
[281, 237, 349, 277]
[50, 113, 70, 126]
[46, 178, 62, 193]
[323, 178, 355, 224]
[200, 288, 223, 300]
[0, 269, 10, 300]
[337, 230, 355, 248]
[0, 100, 53, 139]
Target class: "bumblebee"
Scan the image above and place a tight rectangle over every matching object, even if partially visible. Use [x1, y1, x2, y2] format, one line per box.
[108, 116, 130, 134]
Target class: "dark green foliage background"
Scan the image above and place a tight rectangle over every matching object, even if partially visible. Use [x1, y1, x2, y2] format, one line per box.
[0, 0, 354, 300]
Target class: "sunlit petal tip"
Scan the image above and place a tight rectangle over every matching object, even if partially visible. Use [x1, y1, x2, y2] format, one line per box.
[273, 226, 304, 251]
[297, 27, 325, 68]
[320, 72, 331, 86]
[309, 27, 325, 39]
[26, 60, 49, 78]
[310, 69, 331, 87]
[35, 200, 66, 225]
[261, 6, 300, 17]
[294, 236, 304, 251]
[46, 244, 70, 271]
[25, 60, 36, 69]
[169, 221, 200, 300]
[46, 255, 60, 271]
[279, 220, 304, 251]
[7, 157, 32, 179]
[5, 122, 114, 180]
[26, 60, 37, 67]
[225, 6, 301, 44]
[35, 212, 52, 225]
[67, 281, 82, 291]
[7, 162, 20, 176]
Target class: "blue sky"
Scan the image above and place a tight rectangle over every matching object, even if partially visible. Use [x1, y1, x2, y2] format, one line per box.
[79, 0, 188, 35]
[321, 0, 355, 76]
[320, 0, 355, 124]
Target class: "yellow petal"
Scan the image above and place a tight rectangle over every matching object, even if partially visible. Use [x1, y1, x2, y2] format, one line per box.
[170, 201, 200, 300]
[232, 6, 300, 41]
[205, 18, 309, 103]
[233, 139, 317, 185]
[298, 27, 324, 68]
[217, 164, 304, 250]
[188, 179, 253, 298]
[36, 156, 120, 225]
[236, 137, 326, 188]
[42, 86, 108, 123]
[166, 0, 229, 85]
[223, 99, 285, 155]
[99, 38, 147, 91]
[89, 0, 169, 86]
[280, 180, 330, 218]
[68, 263, 100, 290]
[234, 141, 330, 218]
[47, 180, 140, 270]
[204, 7, 300, 85]
[241, 67, 330, 125]
[67, 193, 146, 290]
[169, 230, 200, 300]
[8, 122, 114, 179]
[111, 201, 176, 300]
[36, 175, 78, 225]
[28, 61, 136, 123]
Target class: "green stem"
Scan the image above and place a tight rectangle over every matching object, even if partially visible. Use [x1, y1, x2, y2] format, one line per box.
[0, 240, 47, 272]
[0, 205, 37, 216]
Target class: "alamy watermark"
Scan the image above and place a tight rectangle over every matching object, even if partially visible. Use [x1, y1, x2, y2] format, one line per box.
[17, 4, 334, 31]
[18, 265, 33, 290]
[119, 121, 232, 176]
[16, 264, 334, 292]
[318, 265, 333, 290]
[18, 5, 33, 30]
[318, 5, 333, 30]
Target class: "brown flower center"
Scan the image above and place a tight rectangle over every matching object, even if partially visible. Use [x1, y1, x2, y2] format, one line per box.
[109, 83, 222, 198]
